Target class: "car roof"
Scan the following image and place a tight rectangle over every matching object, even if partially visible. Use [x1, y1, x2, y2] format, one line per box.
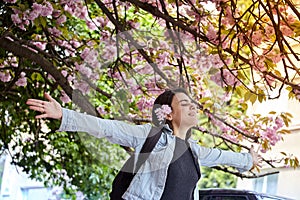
[199, 188, 295, 200]
[199, 188, 258, 195]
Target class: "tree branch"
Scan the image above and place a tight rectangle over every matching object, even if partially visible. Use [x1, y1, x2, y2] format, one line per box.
[0, 35, 96, 115]
[94, 0, 177, 88]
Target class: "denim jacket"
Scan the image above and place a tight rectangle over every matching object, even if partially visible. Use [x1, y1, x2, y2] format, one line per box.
[58, 108, 253, 200]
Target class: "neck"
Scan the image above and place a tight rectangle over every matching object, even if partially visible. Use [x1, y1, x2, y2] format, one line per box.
[172, 125, 190, 140]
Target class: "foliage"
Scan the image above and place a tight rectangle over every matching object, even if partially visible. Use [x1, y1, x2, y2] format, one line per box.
[199, 167, 237, 189]
[0, 0, 300, 198]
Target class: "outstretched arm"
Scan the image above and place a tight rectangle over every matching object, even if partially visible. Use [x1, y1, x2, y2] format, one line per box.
[194, 142, 262, 172]
[26, 93, 62, 120]
[26, 93, 152, 148]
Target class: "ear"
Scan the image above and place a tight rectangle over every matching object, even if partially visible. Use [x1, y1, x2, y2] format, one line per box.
[165, 113, 173, 121]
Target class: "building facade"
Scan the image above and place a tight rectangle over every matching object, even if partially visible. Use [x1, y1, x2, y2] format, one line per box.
[237, 87, 300, 200]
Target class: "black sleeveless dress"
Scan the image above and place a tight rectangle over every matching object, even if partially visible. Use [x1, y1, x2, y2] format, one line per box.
[160, 137, 201, 200]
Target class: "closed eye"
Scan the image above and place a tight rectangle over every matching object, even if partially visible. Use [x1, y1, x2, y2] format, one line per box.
[180, 103, 190, 106]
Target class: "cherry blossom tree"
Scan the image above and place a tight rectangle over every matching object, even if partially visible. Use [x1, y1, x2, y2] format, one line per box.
[0, 0, 299, 198]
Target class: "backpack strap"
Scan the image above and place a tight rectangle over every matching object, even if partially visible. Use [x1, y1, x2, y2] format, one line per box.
[134, 125, 163, 173]
[110, 126, 164, 200]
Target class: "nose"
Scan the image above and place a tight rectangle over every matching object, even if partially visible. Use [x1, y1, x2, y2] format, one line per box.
[190, 102, 197, 110]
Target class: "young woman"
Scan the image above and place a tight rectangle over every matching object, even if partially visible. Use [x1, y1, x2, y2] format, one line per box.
[26, 88, 260, 200]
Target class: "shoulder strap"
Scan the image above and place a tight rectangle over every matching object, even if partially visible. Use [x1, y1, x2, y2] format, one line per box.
[134, 126, 163, 173]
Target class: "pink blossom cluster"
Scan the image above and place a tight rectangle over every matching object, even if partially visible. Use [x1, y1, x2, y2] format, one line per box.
[60, 0, 108, 31]
[206, 25, 218, 44]
[75, 63, 92, 78]
[66, 49, 100, 97]
[58, 71, 74, 103]
[61, 0, 87, 20]
[140, 0, 158, 6]
[294, 88, 300, 100]
[10, 0, 104, 34]
[191, 52, 224, 75]
[0, 70, 11, 82]
[61, 70, 75, 83]
[207, 110, 287, 153]
[261, 127, 282, 147]
[136, 96, 155, 111]
[264, 74, 276, 86]
[11, 2, 54, 30]
[102, 43, 118, 61]
[249, 115, 285, 152]
[221, 7, 235, 26]
[210, 68, 240, 87]
[15, 72, 27, 87]
[154, 105, 172, 122]
[73, 80, 90, 95]
[265, 25, 275, 37]
[80, 47, 101, 69]
[52, 39, 82, 57]
[207, 113, 233, 133]
[96, 106, 108, 116]
[48, 27, 62, 37]
[0, 57, 28, 86]
[249, 54, 266, 72]
[60, 91, 71, 104]
[222, 133, 238, 143]
[31, 35, 47, 50]
[251, 30, 263, 46]
[206, 113, 243, 143]
[3, 0, 16, 3]
[264, 49, 284, 64]
[249, 49, 284, 87]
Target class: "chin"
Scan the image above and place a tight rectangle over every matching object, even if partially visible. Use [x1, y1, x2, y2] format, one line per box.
[186, 121, 198, 128]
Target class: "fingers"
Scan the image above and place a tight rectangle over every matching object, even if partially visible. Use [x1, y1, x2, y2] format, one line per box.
[249, 145, 260, 154]
[36, 113, 48, 119]
[249, 145, 263, 170]
[26, 99, 46, 106]
[26, 96, 48, 115]
[250, 145, 256, 152]
[44, 92, 54, 102]
[26, 93, 54, 106]
[27, 93, 62, 120]
[28, 105, 45, 113]
[249, 145, 255, 155]
[26, 99, 47, 113]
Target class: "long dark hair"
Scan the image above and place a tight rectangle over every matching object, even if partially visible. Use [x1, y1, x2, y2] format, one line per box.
[152, 88, 192, 139]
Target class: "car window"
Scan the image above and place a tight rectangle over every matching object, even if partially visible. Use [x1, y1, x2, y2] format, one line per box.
[261, 196, 282, 200]
[200, 195, 248, 200]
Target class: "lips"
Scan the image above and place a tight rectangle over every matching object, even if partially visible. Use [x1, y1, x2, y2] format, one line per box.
[188, 112, 196, 116]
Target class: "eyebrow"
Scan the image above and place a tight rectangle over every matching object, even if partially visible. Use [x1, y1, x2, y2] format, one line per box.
[179, 98, 198, 105]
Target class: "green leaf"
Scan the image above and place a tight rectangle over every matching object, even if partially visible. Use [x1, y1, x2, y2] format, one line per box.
[257, 93, 264, 103]
[280, 152, 287, 156]
[31, 72, 43, 81]
[208, 67, 219, 75]
[244, 91, 252, 101]
[249, 93, 257, 104]
[203, 102, 213, 110]
[199, 97, 211, 103]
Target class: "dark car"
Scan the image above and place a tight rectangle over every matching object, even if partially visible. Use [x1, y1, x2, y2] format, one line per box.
[199, 188, 295, 200]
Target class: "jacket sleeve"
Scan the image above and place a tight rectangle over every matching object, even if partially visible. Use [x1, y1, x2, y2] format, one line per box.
[195, 144, 253, 172]
[58, 108, 152, 148]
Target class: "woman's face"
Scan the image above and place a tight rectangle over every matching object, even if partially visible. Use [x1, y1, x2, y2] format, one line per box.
[169, 92, 198, 130]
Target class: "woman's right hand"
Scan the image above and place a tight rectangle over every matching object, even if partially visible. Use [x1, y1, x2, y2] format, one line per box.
[249, 145, 262, 170]
[26, 93, 62, 120]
